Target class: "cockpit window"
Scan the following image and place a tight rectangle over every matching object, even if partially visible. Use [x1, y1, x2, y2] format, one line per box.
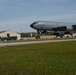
[32, 22, 38, 25]
[32, 22, 44, 25]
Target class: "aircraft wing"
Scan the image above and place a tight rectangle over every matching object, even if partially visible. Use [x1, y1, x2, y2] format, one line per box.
[52, 26, 67, 31]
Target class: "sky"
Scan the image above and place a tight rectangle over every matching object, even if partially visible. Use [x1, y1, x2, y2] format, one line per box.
[0, 0, 76, 32]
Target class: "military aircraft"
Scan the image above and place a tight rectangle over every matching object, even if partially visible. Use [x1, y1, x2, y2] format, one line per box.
[30, 21, 76, 36]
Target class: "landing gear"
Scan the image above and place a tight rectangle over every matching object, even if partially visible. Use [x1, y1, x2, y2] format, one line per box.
[37, 30, 41, 35]
[36, 30, 41, 39]
[37, 30, 46, 35]
[36, 30, 46, 39]
[54, 32, 64, 38]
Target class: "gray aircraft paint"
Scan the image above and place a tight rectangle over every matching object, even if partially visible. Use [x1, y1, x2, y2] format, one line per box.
[30, 21, 76, 30]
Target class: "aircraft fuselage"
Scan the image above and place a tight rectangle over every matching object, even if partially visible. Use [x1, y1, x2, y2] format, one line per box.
[30, 21, 76, 34]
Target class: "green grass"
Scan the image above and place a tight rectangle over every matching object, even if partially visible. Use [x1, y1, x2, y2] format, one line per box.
[0, 41, 76, 75]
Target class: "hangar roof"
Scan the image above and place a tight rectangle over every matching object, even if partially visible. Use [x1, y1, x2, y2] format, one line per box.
[0, 31, 7, 34]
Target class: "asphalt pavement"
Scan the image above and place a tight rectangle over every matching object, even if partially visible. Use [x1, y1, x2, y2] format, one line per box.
[0, 39, 76, 47]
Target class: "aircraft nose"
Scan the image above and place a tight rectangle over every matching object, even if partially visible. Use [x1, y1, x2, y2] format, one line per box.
[30, 23, 34, 28]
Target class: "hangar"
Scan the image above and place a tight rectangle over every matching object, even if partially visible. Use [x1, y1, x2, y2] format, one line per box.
[0, 30, 21, 41]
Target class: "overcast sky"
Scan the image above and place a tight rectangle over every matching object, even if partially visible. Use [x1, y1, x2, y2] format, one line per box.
[0, 0, 76, 32]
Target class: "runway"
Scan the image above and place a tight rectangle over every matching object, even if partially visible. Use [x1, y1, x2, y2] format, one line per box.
[0, 39, 76, 47]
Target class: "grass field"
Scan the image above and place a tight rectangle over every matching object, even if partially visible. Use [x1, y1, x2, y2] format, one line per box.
[0, 41, 76, 75]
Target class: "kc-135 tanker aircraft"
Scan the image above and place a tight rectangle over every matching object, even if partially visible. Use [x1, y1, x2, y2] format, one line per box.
[30, 21, 76, 36]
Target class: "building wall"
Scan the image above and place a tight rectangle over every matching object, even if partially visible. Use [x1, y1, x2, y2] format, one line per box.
[21, 37, 36, 40]
[72, 33, 76, 37]
[63, 34, 72, 38]
[40, 35, 56, 39]
[0, 31, 21, 40]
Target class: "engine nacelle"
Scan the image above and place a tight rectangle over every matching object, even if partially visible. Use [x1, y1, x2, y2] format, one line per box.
[66, 26, 73, 30]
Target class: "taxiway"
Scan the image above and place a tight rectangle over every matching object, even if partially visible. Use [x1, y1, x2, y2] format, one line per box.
[0, 39, 76, 47]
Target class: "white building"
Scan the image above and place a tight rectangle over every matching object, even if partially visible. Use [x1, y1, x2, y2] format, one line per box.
[72, 33, 76, 37]
[0, 30, 21, 40]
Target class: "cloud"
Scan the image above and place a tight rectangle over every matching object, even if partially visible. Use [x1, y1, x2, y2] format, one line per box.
[0, 11, 76, 32]
[0, 12, 76, 26]
[46, 13, 76, 21]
